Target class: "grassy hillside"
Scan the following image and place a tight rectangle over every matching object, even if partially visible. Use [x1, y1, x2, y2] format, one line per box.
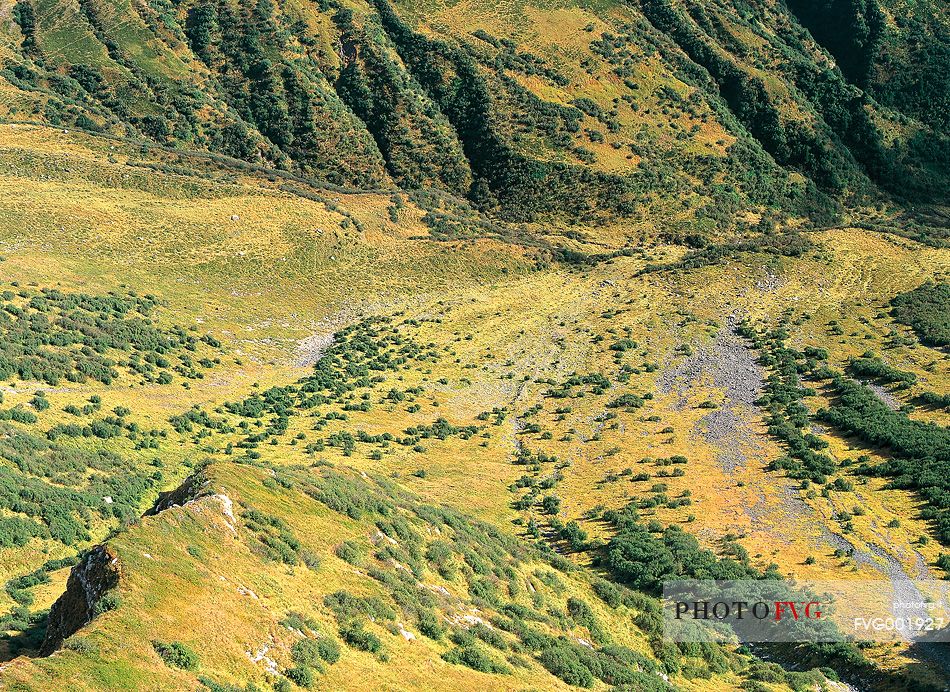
[3, 0, 949, 239]
[0, 128, 945, 689]
[0, 2, 948, 689]
[3, 461, 750, 691]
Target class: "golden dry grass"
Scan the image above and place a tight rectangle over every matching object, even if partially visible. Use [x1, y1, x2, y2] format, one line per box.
[0, 122, 947, 689]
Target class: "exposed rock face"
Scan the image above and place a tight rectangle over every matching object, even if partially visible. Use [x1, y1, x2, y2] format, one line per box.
[41, 546, 120, 655]
[147, 469, 208, 515]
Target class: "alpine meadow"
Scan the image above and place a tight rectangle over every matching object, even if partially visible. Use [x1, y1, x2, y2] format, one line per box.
[0, 0, 948, 689]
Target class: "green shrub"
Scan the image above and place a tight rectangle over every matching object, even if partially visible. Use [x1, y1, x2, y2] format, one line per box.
[339, 623, 383, 654]
[152, 640, 199, 670]
[891, 283, 950, 347]
[315, 637, 341, 664]
[284, 665, 314, 688]
[94, 591, 121, 615]
[291, 639, 325, 671]
[441, 644, 511, 674]
[538, 644, 594, 687]
[610, 671, 674, 690]
[334, 541, 366, 567]
[418, 610, 444, 640]
[63, 636, 96, 654]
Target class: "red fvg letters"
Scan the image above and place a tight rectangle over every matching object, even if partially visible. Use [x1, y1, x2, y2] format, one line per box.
[774, 601, 823, 621]
[775, 601, 799, 621]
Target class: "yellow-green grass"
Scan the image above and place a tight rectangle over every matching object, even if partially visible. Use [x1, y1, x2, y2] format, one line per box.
[0, 121, 947, 687]
[0, 461, 755, 691]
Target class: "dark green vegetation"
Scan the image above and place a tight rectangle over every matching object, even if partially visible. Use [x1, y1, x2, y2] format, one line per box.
[919, 391, 950, 411]
[785, 0, 950, 131]
[152, 640, 199, 670]
[818, 376, 950, 545]
[638, 0, 950, 204]
[0, 286, 223, 386]
[737, 319, 838, 483]
[891, 282, 950, 347]
[739, 313, 950, 546]
[241, 509, 310, 567]
[846, 354, 916, 387]
[3, 0, 949, 243]
[600, 505, 769, 593]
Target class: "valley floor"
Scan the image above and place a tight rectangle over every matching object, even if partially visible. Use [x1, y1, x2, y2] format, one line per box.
[0, 127, 946, 690]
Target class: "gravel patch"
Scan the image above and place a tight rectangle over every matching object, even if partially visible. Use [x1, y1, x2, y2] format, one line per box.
[657, 316, 765, 473]
[295, 332, 334, 367]
[863, 381, 901, 411]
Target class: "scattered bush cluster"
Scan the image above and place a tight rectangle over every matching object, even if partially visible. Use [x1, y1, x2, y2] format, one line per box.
[0, 287, 222, 386]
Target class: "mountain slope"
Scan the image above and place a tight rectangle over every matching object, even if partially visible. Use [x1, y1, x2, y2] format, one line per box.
[0, 2, 949, 691]
[3, 0, 949, 236]
[2, 461, 730, 690]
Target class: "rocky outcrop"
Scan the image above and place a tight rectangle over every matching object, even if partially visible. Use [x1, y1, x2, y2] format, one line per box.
[40, 546, 120, 655]
[147, 469, 209, 515]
